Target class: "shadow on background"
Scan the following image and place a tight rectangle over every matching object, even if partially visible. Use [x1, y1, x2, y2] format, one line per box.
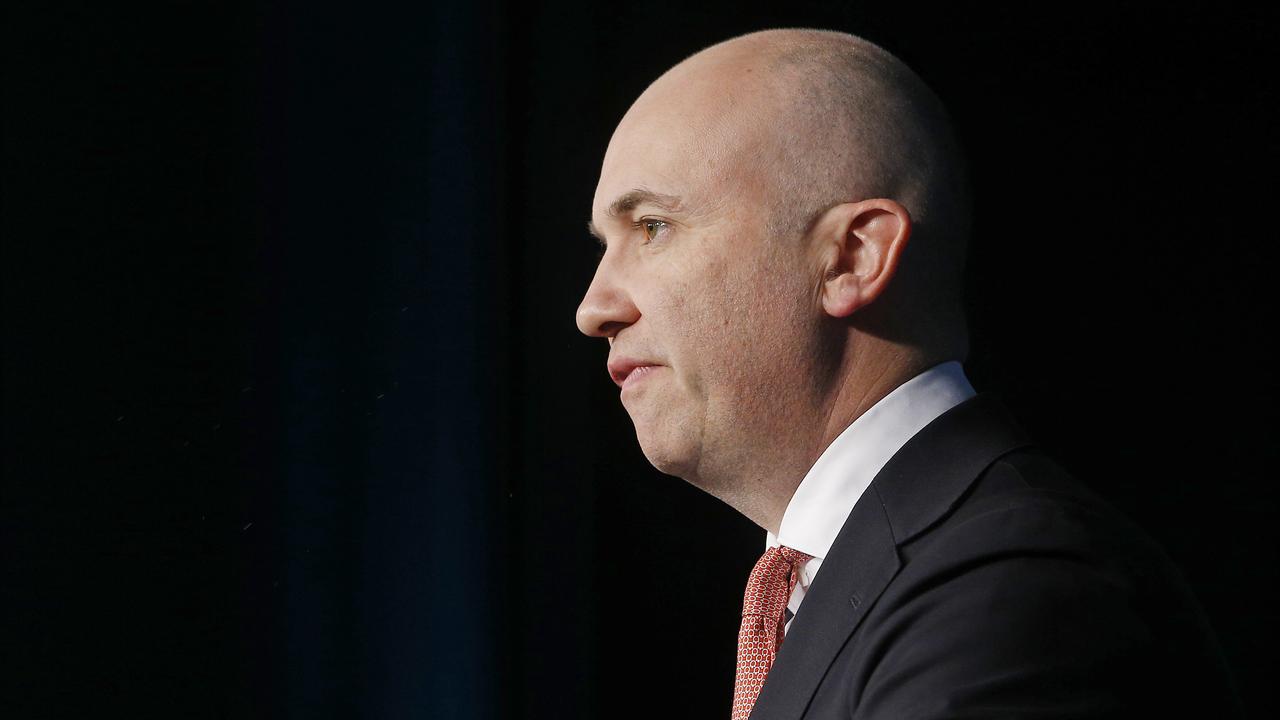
[4, 1, 1275, 718]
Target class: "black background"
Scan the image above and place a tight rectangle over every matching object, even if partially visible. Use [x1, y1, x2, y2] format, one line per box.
[4, 1, 1275, 718]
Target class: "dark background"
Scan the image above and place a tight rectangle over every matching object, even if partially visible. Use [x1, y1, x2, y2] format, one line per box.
[4, 1, 1275, 718]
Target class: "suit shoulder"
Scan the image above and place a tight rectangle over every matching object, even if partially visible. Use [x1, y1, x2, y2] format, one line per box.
[854, 448, 1241, 717]
[965, 447, 1112, 512]
[942, 447, 1154, 551]
[896, 446, 1191, 606]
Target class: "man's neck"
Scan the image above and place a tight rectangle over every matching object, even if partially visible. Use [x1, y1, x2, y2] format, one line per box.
[767, 342, 945, 535]
[702, 339, 953, 536]
[816, 352, 935, 460]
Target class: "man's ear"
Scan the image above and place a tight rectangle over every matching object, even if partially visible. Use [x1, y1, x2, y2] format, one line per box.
[816, 198, 911, 318]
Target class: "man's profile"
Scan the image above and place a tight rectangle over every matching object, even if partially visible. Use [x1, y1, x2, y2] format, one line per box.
[576, 28, 1239, 719]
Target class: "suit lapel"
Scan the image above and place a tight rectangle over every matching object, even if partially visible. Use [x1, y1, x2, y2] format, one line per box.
[748, 485, 900, 720]
[748, 394, 1033, 720]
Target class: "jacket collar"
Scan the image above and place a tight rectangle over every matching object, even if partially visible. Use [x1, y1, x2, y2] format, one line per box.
[749, 393, 1034, 719]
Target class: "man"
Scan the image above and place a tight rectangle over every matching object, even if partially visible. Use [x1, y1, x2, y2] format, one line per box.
[576, 28, 1239, 719]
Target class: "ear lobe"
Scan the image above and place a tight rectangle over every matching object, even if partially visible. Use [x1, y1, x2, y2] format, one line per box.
[821, 271, 864, 318]
[819, 199, 911, 319]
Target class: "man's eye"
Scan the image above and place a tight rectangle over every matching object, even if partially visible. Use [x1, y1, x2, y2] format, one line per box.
[635, 218, 670, 244]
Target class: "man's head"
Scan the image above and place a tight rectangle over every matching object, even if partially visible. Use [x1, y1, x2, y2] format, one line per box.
[576, 29, 971, 530]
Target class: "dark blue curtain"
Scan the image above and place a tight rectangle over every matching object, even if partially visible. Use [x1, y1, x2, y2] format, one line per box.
[249, 1, 505, 717]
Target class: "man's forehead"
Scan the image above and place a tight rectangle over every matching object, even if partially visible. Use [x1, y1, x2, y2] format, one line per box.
[589, 51, 788, 233]
[592, 116, 768, 216]
[591, 124, 699, 225]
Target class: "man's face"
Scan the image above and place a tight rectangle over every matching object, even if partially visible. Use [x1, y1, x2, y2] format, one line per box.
[576, 70, 827, 488]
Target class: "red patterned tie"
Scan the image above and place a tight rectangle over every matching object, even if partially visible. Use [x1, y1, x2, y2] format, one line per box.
[732, 544, 813, 720]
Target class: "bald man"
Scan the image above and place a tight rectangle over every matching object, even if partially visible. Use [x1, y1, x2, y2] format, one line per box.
[577, 28, 1239, 719]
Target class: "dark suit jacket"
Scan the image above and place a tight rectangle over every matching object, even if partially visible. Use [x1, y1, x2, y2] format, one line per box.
[750, 393, 1241, 719]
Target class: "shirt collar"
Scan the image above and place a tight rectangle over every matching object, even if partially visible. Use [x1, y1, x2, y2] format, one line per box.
[766, 361, 976, 559]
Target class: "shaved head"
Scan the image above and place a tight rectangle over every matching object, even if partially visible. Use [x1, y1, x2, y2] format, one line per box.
[718, 31, 968, 237]
[651, 28, 971, 334]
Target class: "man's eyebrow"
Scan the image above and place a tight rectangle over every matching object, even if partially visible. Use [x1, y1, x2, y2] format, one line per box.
[608, 188, 684, 216]
[586, 188, 685, 243]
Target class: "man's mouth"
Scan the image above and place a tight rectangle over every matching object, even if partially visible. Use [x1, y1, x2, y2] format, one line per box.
[621, 364, 658, 388]
[608, 357, 663, 388]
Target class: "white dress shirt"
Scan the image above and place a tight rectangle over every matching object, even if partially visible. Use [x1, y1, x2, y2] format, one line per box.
[766, 361, 976, 633]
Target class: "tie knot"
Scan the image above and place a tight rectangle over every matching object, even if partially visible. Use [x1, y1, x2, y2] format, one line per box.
[742, 544, 812, 617]
[774, 545, 813, 568]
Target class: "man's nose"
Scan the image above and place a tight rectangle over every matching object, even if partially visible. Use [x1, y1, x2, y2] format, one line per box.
[575, 260, 639, 339]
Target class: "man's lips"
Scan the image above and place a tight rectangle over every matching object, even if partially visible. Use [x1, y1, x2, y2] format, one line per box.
[608, 357, 663, 388]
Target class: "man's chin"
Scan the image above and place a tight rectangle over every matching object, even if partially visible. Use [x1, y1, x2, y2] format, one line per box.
[634, 429, 697, 479]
